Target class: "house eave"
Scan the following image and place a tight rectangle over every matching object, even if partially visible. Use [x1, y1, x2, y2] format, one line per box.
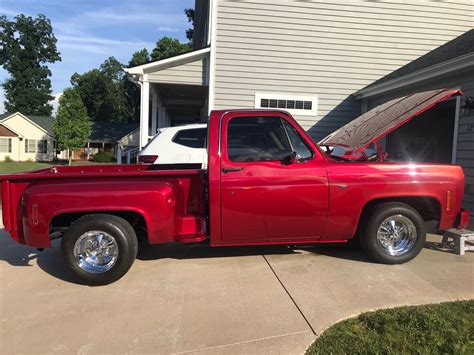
[123, 47, 211, 76]
[0, 112, 52, 137]
[354, 52, 474, 99]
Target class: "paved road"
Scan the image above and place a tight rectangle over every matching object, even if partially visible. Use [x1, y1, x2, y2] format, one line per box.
[0, 223, 472, 354]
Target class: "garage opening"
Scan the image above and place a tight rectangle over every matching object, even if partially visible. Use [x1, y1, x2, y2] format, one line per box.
[385, 99, 456, 164]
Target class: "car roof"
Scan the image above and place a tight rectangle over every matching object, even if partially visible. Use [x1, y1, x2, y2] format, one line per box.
[160, 123, 207, 132]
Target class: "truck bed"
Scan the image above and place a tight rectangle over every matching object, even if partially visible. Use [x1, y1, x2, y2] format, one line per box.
[1, 165, 207, 247]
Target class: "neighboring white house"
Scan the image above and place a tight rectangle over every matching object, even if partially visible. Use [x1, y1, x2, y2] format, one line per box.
[0, 112, 56, 162]
[0, 112, 139, 163]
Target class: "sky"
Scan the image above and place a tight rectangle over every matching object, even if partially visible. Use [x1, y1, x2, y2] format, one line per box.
[0, 0, 194, 113]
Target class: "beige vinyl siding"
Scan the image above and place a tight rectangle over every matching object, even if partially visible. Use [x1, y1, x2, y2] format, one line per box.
[0, 113, 55, 161]
[456, 78, 474, 214]
[213, 0, 474, 140]
[147, 58, 208, 86]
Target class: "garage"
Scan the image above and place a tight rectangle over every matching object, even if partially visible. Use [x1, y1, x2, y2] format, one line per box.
[354, 29, 474, 219]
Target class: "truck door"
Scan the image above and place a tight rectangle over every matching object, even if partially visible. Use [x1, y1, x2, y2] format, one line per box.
[219, 112, 329, 244]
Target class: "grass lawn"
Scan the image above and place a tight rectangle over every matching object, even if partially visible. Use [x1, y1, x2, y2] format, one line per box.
[0, 161, 51, 173]
[306, 300, 474, 354]
[0, 160, 112, 173]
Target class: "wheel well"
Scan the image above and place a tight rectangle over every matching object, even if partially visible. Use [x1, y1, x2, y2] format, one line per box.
[50, 211, 147, 241]
[358, 196, 441, 231]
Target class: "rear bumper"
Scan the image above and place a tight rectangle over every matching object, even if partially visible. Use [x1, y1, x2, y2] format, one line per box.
[455, 209, 471, 230]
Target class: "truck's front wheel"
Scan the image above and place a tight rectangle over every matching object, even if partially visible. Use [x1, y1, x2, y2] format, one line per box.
[61, 214, 138, 285]
[361, 203, 426, 264]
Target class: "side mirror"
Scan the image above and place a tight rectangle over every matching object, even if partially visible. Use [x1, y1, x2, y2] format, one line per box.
[283, 152, 301, 164]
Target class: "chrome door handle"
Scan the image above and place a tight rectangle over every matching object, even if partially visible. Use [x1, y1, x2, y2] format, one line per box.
[222, 167, 244, 173]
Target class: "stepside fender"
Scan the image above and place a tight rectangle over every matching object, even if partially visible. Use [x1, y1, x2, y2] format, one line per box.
[22, 179, 176, 248]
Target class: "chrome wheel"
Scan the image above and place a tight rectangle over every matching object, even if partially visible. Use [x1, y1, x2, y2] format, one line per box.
[73, 230, 119, 274]
[376, 215, 417, 256]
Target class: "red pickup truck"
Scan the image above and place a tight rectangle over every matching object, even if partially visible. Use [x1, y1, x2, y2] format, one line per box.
[1, 88, 470, 285]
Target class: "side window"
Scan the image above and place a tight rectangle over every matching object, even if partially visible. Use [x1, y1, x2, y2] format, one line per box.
[282, 120, 313, 160]
[227, 116, 292, 162]
[172, 128, 207, 148]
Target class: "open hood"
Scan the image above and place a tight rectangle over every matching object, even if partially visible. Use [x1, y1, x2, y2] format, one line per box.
[319, 88, 462, 153]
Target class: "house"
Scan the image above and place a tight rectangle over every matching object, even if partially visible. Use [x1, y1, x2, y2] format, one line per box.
[57, 121, 138, 162]
[125, 0, 473, 145]
[78, 122, 138, 163]
[125, 0, 473, 214]
[0, 112, 138, 162]
[0, 112, 56, 161]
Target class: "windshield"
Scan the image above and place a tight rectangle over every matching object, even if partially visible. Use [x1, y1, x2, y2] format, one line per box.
[323, 143, 379, 161]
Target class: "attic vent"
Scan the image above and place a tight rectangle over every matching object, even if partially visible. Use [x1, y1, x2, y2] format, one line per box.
[255, 93, 318, 116]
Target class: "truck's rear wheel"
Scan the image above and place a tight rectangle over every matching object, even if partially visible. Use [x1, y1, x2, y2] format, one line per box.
[361, 203, 426, 264]
[61, 214, 138, 285]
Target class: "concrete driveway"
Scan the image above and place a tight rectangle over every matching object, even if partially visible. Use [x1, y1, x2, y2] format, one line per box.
[1, 222, 473, 354]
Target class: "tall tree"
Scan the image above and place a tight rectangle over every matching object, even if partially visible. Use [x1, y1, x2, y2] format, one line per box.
[184, 8, 195, 43]
[150, 37, 191, 61]
[128, 48, 150, 67]
[125, 49, 150, 122]
[0, 14, 61, 115]
[53, 88, 91, 165]
[71, 57, 128, 122]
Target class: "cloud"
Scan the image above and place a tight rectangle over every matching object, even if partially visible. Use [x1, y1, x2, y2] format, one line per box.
[0, 6, 25, 16]
[50, 92, 62, 115]
[0, 0, 194, 96]
[56, 34, 155, 55]
[0, 91, 4, 114]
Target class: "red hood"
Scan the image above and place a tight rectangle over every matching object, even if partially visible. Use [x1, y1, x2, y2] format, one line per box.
[319, 88, 462, 152]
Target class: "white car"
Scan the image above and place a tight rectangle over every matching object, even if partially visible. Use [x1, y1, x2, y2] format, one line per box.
[138, 124, 207, 168]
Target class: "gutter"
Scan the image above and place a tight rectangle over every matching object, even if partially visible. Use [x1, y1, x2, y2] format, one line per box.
[354, 52, 474, 99]
[123, 47, 211, 75]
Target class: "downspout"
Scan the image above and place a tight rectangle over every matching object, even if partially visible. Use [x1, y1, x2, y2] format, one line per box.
[208, 0, 218, 114]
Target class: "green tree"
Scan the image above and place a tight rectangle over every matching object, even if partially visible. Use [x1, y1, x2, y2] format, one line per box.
[125, 49, 150, 122]
[71, 57, 128, 122]
[150, 36, 191, 61]
[53, 88, 91, 165]
[128, 48, 150, 67]
[0, 14, 61, 115]
[184, 8, 195, 43]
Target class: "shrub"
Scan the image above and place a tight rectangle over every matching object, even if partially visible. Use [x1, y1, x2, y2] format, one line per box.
[92, 151, 116, 163]
[4, 155, 13, 162]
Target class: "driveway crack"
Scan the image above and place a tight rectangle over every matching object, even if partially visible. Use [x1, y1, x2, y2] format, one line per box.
[261, 253, 317, 335]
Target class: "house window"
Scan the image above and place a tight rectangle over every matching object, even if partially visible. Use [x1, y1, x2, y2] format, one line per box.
[25, 139, 47, 153]
[0, 138, 12, 153]
[255, 93, 318, 116]
[25, 139, 36, 153]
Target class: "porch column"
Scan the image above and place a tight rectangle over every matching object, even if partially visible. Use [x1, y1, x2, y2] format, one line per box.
[86, 141, 90, 160]
[151, 85, 159, 136]
[116, 145, 122, 164]
[139, 79, 150, 149]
